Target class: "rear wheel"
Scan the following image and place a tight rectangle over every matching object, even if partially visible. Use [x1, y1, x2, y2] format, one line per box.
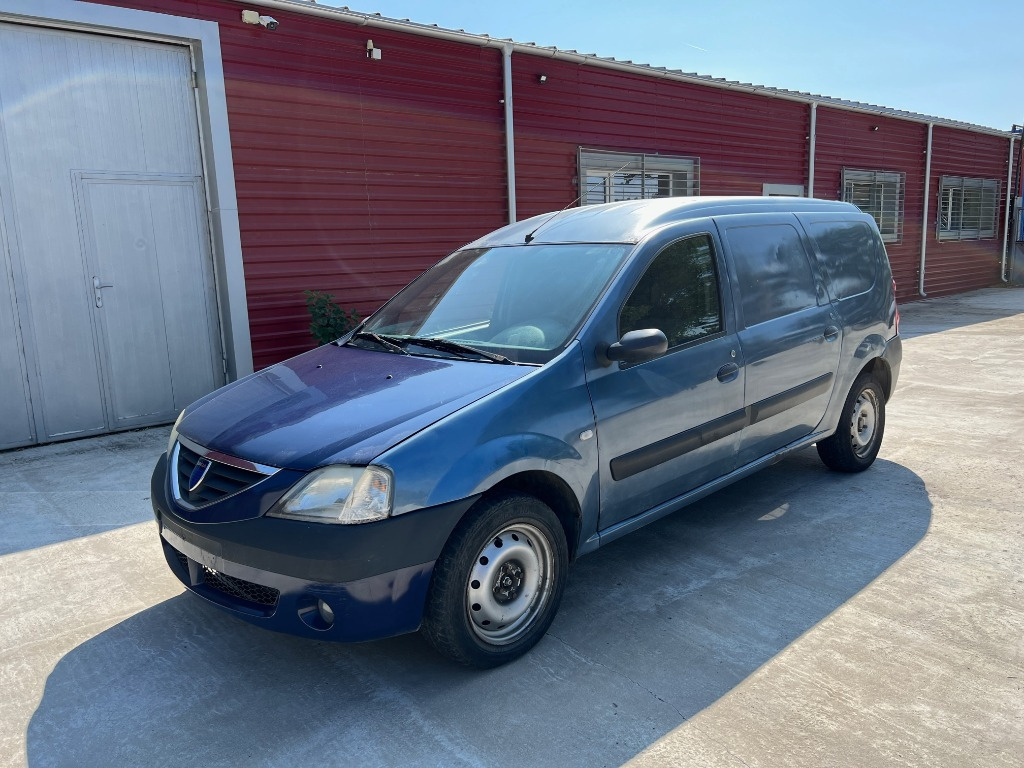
[422, 494, 568, 668]
[817, 373, 886, 472]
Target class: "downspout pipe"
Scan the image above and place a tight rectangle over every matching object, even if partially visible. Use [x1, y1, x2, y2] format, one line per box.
[502, 43, 517, 225]
[807, 103, 816, 198]
[919, 123, 933, 297]
[1001, 133, 1018, 282]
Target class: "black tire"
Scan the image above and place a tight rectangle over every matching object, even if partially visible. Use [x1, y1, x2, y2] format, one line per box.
[421, 493, 568, 668]
[816, 373, 886, 472]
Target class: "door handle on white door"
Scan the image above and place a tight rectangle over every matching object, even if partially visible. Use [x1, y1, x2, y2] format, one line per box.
[92, 276, 114, 307]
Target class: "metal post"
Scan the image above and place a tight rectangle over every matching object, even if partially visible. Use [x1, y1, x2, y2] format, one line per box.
[502, 44, 517, 225]
[807, 103, 817, 198]
[919, 123, 933, 297]
[1001, 133, 1018, 282]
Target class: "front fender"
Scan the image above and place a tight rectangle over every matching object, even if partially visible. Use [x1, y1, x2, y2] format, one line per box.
[376, 342, 599, 525]
[433, 432, 583, 507]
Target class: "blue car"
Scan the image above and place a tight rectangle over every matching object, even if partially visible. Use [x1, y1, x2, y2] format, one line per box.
[151, 197, 901, 667]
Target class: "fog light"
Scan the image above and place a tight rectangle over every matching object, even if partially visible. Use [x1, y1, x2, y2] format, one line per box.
[317, 598, 335, 626]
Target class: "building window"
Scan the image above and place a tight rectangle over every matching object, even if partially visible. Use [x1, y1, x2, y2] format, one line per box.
[841, 168, 906, 243]
[579, 149, 699, 206]
[938, 176, 999, 240]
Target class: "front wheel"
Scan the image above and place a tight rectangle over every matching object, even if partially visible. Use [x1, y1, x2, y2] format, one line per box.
[421, 494, 568, 668]
[816, 373, 886, 472]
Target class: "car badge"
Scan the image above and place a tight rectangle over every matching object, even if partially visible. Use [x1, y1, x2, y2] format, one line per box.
[188, 457, 213, 492]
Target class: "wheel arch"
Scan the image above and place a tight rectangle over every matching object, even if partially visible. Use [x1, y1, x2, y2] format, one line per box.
[477, 471, 583, 561]
[861, 356, 893, 401]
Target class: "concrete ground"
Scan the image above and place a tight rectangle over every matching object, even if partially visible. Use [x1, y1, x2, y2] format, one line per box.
[1, 287, 1022, 768]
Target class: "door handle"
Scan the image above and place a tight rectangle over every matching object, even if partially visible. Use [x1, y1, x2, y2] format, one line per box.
[717, 362, 740, 382]
[92, 276, 114, 308]
[824, 326, 840, 342]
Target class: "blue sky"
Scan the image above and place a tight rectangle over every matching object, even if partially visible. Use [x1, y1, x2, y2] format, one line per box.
[337, 0, 1022, 131]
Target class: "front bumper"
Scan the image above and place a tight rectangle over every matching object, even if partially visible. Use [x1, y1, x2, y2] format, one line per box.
[151, 452, 476, 642]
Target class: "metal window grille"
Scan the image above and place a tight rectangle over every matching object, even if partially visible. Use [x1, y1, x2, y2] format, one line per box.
[841, 168, 906, 244]
[579, 149, 699, 206]
[937, 175, 999, 240]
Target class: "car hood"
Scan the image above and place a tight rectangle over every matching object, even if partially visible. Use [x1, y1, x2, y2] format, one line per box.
[178, 344, 532, 469]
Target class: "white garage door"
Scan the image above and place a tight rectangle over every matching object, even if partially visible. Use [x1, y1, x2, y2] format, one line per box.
[0, 23, 223, 449]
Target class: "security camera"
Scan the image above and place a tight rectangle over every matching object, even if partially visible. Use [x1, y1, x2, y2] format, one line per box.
[241, 10, 280, 30]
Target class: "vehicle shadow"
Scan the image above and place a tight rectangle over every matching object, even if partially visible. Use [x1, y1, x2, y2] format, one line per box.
[26, 452, 930, 768]
[898, 286, 1024, 339]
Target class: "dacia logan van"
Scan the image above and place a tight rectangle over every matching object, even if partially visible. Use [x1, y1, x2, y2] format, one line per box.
[151, 197, 901, 667]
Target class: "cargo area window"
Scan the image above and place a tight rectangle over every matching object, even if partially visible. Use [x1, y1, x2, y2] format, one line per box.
[938, 176, 999, 240]
[725, 223, 819, 327]
[619, 234, 721, 348]
[842, 168, 905, 244]
[579, 149, 699, 205]
[805, 221, 879, 300]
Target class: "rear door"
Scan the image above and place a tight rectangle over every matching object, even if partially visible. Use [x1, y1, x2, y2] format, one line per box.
[717, 214, 841, 465]
[585, 227, 746, 530]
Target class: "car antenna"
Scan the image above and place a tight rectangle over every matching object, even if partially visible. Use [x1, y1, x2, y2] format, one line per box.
[523, 160, 635, 243]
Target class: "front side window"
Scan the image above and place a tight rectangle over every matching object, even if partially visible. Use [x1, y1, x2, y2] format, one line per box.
[938, 175, 999, 240]
[580, 149, 699, 205]
[619, 234, 722, 348]
[360, 244, 632, 364]
[842, 168, 905, 243]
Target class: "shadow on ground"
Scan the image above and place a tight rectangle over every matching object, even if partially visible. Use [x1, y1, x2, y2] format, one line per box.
[898, 286, 1023, 338]
[27, 451, 931, 768]
[0, 428, 166, 556]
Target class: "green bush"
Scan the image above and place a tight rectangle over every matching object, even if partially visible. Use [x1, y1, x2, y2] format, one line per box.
[304, 290, 361, 346]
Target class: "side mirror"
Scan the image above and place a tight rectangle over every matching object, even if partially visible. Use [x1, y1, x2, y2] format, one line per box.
[603, 328, 668, 365]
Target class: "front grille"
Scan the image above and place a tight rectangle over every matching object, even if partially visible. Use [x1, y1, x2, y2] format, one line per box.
[200, 566, 280, 607]
[175, 442, 267, 507]
[173, 548, 280, 608]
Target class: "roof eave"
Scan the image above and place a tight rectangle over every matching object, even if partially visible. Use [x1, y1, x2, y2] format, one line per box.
[229, 0, 1014, 139]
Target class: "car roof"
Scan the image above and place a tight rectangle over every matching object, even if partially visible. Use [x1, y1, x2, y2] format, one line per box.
[465, 197, 861, 247]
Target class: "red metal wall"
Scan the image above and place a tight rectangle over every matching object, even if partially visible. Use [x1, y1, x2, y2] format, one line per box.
[511, 54, 811, 218]
[98, 0, 507, 368]
[813, 108, 928, 302]
[89, 1, 1016, 365]
[925, 127, 1010, 297]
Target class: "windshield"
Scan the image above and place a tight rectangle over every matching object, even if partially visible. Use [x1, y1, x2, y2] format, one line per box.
[357, 244, 631, 364]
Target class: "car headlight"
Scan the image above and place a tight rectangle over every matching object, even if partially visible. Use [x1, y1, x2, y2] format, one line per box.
[267, 465, 393, 524]
[167, 410, 185, 456]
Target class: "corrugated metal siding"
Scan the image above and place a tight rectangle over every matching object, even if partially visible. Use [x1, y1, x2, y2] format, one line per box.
[924, 127, 1009, 297]
[226, 8, 506, 367]
[90, 0, 1014, 361]
[511, 55, 810, 219]
[96, 0, 507, 368]
[813, 108, 927, 303]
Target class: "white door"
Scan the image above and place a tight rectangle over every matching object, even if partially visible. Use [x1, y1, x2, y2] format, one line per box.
[0, 23, 223, 448]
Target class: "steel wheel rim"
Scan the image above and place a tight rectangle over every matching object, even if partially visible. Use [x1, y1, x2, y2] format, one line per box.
[466, 522, 554, 646]
[850, 387, 879, 458]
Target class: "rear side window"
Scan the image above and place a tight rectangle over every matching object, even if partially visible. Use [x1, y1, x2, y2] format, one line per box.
[726, 223, 818, 327]
[619, 234, 722, 348]
[805, 221, 879, 300]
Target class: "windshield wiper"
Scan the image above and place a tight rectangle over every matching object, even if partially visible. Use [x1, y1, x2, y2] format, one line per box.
[346, 331, 410, 355]
[404, 336, 514, 364]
